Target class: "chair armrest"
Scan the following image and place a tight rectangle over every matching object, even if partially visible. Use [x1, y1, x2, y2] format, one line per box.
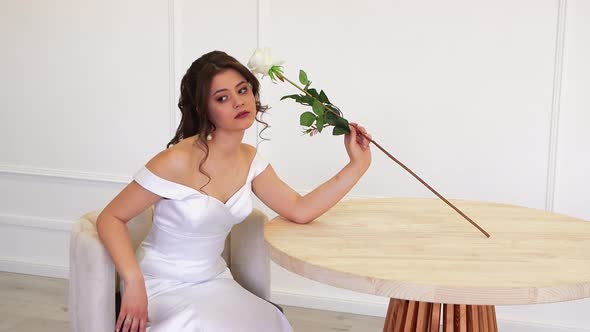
[68, 219, 116, 332]
[230, 209, 270, 300]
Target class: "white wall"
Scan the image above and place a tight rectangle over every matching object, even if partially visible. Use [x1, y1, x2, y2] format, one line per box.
[1, 0, 588, 331]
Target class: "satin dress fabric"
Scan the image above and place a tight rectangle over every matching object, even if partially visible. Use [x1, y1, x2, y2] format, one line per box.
[120, 152, 293, 332]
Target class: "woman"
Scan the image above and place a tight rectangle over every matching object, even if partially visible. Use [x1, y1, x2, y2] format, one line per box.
[96, 50, 372, 332]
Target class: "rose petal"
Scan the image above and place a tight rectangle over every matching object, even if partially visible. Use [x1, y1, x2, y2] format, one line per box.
[247, 47, 285, 78]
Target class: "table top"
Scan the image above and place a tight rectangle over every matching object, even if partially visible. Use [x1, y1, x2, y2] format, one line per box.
[264, 198, 590, 305]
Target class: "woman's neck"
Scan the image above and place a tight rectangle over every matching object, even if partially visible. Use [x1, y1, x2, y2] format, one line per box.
[205, 129, 245, 159]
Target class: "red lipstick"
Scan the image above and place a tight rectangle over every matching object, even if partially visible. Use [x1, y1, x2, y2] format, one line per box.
[235, 111, 250, 119]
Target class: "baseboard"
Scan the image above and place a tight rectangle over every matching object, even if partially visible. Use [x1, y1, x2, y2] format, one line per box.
[271, 288, 590, 332]
[497, 319, 590, 332]
[2, 260, 588, 332]
[271, 288, 388, 317]
[0, 258, 68, 279]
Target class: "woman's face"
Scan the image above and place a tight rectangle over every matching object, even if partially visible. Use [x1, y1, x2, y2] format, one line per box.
[207, 68, 257, 132]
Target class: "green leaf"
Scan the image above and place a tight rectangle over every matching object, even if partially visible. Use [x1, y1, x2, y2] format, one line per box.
[312, 100, 324, 116]
[280, 94, 300, 101]
[333, 126, 349, 135]
[316, 115, 325, 133]
[307, 88, 320, 98]
[280, 94, 313, 106]
[332, 117, 351, 135]
[335, 116, 350, 130]
[300, 112, 317, 127]
[325, 104, 342, 116]
[319, 90, 331, 104]
[299, 70, 309, 85]
[325, 111, 339, 125]
[300, 95, 314, 106]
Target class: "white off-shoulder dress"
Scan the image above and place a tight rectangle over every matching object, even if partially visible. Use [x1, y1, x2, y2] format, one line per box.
[120, 152, 293, 331]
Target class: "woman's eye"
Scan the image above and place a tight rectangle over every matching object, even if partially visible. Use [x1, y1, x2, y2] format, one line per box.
[216, 87, 247, 103]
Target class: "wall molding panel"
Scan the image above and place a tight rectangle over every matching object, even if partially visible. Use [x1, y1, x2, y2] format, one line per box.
[0, 214, 72, 232]
[0, 163, 130, 184]
[168, 0, 178, 138]
[545, 0, 569, 212]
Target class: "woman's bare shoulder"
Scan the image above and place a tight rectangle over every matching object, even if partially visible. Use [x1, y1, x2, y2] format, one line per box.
[145, 138, 201, 181]
[241, 143, 257, 160]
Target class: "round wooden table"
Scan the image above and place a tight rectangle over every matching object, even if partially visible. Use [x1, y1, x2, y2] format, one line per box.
[264, 198, 590, 332]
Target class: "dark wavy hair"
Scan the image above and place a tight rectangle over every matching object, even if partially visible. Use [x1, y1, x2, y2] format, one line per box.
[167, 50, 270, 191]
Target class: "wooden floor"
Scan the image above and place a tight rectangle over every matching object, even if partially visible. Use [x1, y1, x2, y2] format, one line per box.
[0, 271, 385, 331]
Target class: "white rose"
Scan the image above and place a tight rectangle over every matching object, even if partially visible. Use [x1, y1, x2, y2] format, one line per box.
[247, 47, 284, 78]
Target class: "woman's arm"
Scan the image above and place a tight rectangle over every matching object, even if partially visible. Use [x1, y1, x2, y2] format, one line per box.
[253, 123, 372, 224]
[96, 180, 161, 282]
[96, 149, 183, 332]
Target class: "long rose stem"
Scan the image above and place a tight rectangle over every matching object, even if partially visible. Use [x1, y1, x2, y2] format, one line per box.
[353, 126, 490, 238]
[274, 72, 490, 238]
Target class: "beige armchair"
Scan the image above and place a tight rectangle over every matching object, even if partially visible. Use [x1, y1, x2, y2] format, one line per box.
[68, 206, 273, 332]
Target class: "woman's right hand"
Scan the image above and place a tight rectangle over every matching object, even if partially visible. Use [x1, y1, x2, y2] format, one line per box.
[116, 277, 150, 332]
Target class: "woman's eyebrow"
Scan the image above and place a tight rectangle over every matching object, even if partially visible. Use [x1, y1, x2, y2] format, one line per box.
[212, 80, 247, 96]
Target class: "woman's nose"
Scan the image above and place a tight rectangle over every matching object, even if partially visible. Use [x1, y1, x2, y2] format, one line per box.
[233, 96, 245, 109]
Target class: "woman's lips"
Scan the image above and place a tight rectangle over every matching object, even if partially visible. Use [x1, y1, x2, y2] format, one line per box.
[235, 111, 250, 119]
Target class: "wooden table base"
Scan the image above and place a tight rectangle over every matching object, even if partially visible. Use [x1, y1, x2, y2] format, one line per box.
[383, 299, 498, 332]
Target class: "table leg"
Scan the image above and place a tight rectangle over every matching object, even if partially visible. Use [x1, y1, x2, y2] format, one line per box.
[384, 298, 397, 331]
[383, 299, 498, 332]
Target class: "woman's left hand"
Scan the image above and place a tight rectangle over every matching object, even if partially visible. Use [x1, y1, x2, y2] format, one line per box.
[344, 122, 372, 171]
